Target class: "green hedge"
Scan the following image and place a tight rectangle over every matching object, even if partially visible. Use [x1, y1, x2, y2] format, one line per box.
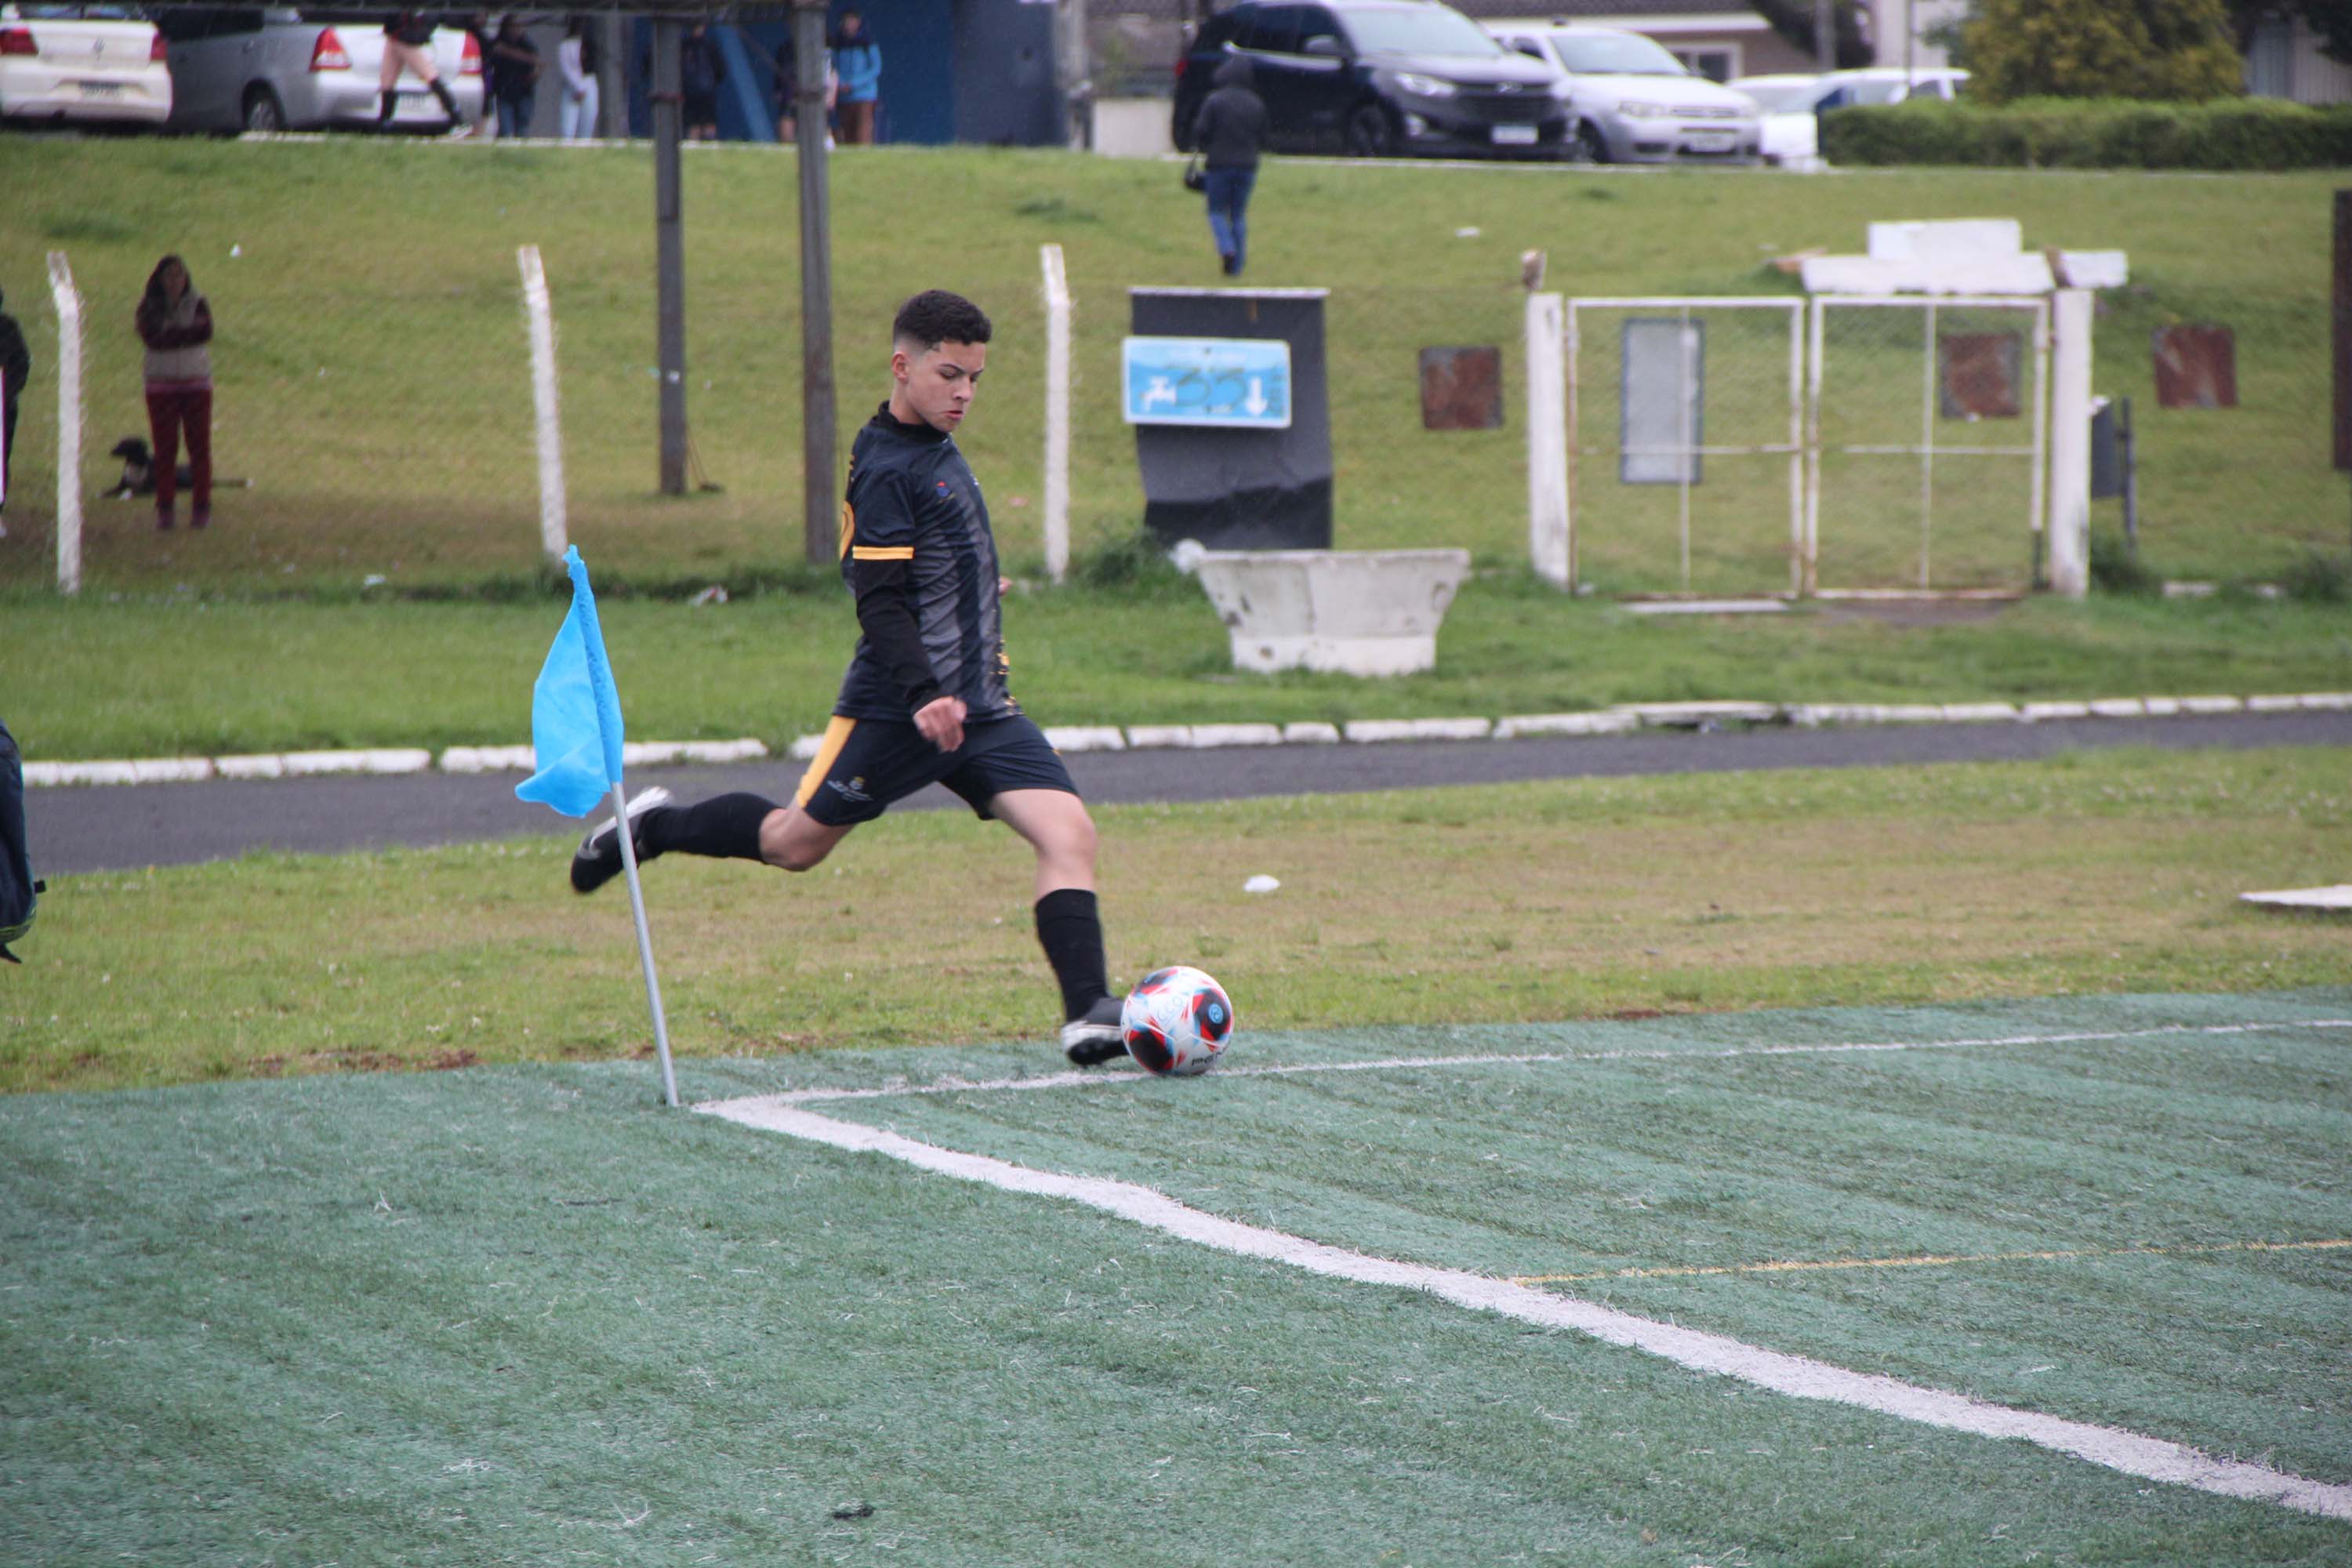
[1820, 96, 2352, 170]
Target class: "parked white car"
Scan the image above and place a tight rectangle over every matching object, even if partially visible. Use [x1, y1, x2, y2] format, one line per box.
[158, 6, 481, 134]
[1730, 67, 1968, 167]
[0, 2, 171, 127]
[1486, 23, 1758, 164]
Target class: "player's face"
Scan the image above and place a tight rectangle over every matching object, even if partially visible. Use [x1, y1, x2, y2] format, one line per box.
[894, 340, 986, 433]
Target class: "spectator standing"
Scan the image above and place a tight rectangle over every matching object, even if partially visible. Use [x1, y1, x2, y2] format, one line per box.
[772, 31, 837, 144]
[378, 9, 463, 130]
[489, 14, 541, 140]
[0, 287, 29, 524]
[557, 16, 600, 139]
[831, 11, 880, 144]
[1189, 57, 1269, 276]
[135, 255, 214, 532]
[680, 21, 726, 140]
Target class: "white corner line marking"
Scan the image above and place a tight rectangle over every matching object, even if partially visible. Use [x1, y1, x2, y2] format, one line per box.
[717, 1020, 2352, 1108]
[696, 1097, 2352, 1521]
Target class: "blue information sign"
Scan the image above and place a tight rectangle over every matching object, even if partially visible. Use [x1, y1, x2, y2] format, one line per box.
[1121, 336, 1294, 430]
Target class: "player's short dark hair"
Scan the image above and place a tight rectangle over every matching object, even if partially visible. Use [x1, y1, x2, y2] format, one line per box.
[893, 290, 993, 353]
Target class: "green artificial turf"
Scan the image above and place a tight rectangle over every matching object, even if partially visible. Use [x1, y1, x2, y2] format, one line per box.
[4, 994, 2347, 1566]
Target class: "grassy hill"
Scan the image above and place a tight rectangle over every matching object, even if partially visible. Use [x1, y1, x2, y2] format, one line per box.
[0, 139, 2342, 594]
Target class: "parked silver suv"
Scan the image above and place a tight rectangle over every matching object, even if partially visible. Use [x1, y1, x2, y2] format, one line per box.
[1486, 24, 1759, 164]
[158, 6, 480, 132]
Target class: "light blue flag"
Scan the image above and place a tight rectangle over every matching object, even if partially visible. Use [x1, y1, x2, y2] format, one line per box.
[516, 546, 627, 818]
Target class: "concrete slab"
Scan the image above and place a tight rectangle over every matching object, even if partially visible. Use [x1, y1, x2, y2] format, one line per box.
[2240, 884, 2352, 911]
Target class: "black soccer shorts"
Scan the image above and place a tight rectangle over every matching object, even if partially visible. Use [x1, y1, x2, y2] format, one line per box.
[793, 712, 1080, 827]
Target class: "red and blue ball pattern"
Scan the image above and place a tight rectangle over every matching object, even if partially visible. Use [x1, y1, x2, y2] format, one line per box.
[1120, 965, 1234, 1077]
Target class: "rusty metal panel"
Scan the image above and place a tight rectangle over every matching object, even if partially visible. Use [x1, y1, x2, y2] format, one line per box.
[2152, 324, 2238, 410]
[1936, 331, 2022, 419]
[1418, 346, 1504, 431]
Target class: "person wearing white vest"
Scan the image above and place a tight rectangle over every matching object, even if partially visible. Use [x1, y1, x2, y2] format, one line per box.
[135, 255, 214, 532]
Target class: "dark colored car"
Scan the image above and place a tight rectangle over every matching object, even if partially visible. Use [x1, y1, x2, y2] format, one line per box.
[1172, 0, 1573, 161]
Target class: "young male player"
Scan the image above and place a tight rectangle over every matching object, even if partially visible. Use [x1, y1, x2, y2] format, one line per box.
[568, 290, 1129, 1066]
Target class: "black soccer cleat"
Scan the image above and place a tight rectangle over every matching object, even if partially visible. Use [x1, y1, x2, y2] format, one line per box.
[1061, 994, 1129, 1068]
[569, 786, 673, 895]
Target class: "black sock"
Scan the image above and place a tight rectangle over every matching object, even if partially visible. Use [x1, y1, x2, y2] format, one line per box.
[1034, 888, 1109, 1023]
[639, 792, 777, 861]
[377, 90, 396, 125]
[431, 80, 460, 119]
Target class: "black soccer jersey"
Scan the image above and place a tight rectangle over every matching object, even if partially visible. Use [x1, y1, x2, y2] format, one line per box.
[833, 403, 1014, 723]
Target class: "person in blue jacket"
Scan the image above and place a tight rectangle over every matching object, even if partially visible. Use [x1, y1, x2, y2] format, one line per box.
[832, 11, 880, 143]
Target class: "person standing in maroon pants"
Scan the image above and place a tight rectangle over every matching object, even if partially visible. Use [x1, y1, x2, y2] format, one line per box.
[135, 255, 213, 532]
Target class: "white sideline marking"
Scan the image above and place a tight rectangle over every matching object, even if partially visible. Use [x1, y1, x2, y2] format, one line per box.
[732, 1019, 2352, 1107]
[699, 1095, 2352, 1522]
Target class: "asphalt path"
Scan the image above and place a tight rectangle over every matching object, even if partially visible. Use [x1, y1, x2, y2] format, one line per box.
[28, 710, 2351, 877]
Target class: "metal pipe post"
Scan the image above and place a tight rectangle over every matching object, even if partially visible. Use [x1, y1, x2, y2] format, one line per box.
[653, 19, 688, 495]
[795, 0, 837, 564]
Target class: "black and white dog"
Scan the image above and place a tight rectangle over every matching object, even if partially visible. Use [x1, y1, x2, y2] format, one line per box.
[106, 436, 249, 499]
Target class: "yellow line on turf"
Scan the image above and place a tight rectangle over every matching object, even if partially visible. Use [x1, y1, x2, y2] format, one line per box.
[1511, 1238, 2352, 1287]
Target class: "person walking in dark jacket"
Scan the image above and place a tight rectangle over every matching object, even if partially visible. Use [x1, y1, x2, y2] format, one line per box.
[0, 287, 29, 521]
[1189, 57, 1269, 275]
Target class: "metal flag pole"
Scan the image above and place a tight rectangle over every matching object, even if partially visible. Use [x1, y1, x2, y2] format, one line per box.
[609, 781, 677, 1109]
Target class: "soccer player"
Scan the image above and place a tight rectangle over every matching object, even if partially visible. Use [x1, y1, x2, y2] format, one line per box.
[568, 290, 1129, 1066]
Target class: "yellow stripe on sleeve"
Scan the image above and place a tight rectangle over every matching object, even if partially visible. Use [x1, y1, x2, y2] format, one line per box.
[794, 717, 857, 808]
[850, 546, 915, 561]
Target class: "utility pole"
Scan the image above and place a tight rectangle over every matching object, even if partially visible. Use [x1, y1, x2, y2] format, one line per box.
[652, 19, 687, 495]
[795, 0, 837, 562]
[1813, 0, 1836, 70]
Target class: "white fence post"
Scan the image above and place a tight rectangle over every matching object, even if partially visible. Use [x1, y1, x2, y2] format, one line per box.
[1526, 291, 1570, 590]
[516, 245, 568, 566]
[45, 252, 82, 597]
[2046, 287, 2092, 598]
[1039, 242, 1072, 585]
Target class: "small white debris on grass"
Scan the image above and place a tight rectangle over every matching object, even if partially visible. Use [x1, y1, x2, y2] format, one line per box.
[1244, 875, 1280, 895]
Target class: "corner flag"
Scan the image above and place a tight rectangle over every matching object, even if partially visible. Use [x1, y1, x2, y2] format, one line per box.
[517, 547, 678, 1107]
[517, 546, 627, 818]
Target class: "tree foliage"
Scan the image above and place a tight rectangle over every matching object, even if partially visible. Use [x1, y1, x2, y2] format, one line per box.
[1962, 0, 2245, 102]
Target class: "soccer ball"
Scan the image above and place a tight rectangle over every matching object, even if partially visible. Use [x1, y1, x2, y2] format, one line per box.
[1120, 966, 1235, 1077]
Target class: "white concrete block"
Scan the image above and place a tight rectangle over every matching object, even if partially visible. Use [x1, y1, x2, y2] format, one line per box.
[129, 757, 215, 783]
[1868, 218, 2024, 263]
[1124, 725, 1194, 750]
[1626, 701, 1780, 728]
[1494, 712, 1639, 739]
[678, 738, 769, 764]
[24, 760, 141, 786]
[2247, 695, 2303, 713]
[1192, 549, 1472, 677]
[2176, 695, 2244, 714]
[2020, 701, 2091, 722]
[622, 741, 686, 767]
[1044, 725, 1127, 753]
[1802, 255, 2055, 296]
[2088, 699, 2147, 718]
[1188, 723, 1285, 749]
[1342, 718, 1490, 744]
[2296, 692, 2352, 711]
[281, 748, 434, 777]
[2241, 884, 2352, 910]
[787, 733, 827, 761]
[1940, 702, 2021, 723]
[216, 753, 286, 779]
[1879, 704, 1948, 724]
[1621, 598, 1789, 616]
[441, 745, 537, 773]
[2054, 250, 2129, 289]
[1281, 721, 1342, 745]
[2140, 698, 2181, 717]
